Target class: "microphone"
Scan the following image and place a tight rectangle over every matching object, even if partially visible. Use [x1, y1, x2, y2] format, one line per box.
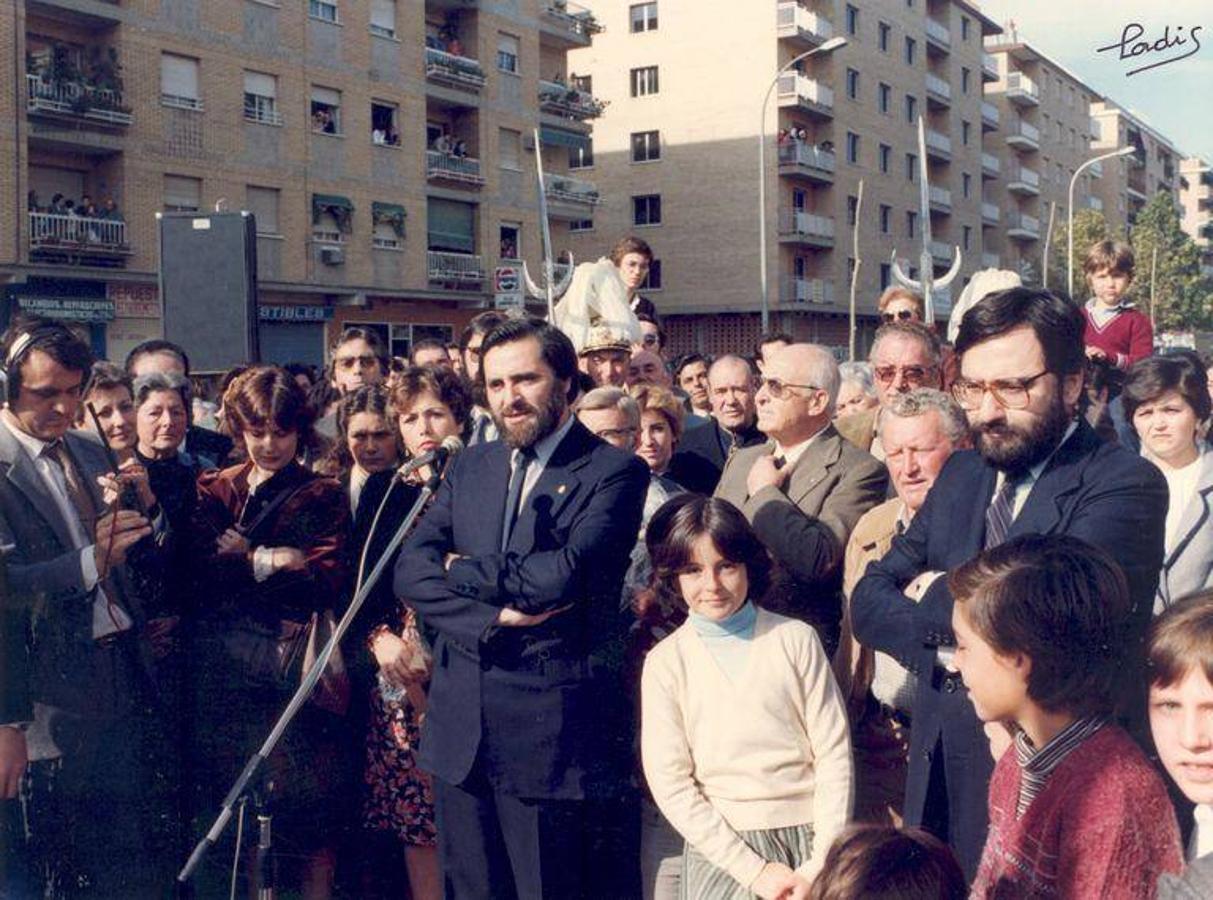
[397, 435, 463, 478]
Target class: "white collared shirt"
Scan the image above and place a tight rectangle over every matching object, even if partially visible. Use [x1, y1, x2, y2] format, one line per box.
[510, 413, 577, 509]
[1192, 803, 1213, 860]
[349, 466, 370, 517]
[992, 420, 1080, 518]
[774, 421, 828, 470]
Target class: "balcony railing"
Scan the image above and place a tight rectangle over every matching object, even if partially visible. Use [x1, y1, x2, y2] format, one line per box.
[982, 252, 1001, 268]
[781, 277, 834, 305]
[26, 74, 132, 126]
[427, 251, 484, 283]
[543, 172, 601, 205]
[538, 80, 606, 120]
[1085, 195, 1104, 211]
[1007, 165, 1040, 193]
[1006, 118, 1040, 150]
[925, 129, 951, 158]
[776, 2, 833, 45]
[425, 47, 486, 90]
[778, 209, 835, 244]
[777, 141, 836, 179]
[982, 152, 1000, 177]
[929, 186, 952, 211]
[929, 240, 954, 264]
[925, 73, 951, 104]
[426, 150, 485, 186]
[542, 1, 602, 40]
[981, 101, 999, 129]
[1007, 211, 1041, 239]
[925, 18, 951, 50]
[982, 202, 1000, 224]
[1089, 160, 1104, 178]
[1089, 116, 1101, 139]
[29, 211, 130, 264]
[777, 73, 834, 115]
[982, 52, 999, 81]
[1005, 71, 1040, 105]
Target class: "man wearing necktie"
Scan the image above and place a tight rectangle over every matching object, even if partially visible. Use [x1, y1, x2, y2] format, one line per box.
[714, 343, 888, 659]
[0, 317, 167, 896]
[398, 318, 648, 899]
[851, 287, 1168, 879]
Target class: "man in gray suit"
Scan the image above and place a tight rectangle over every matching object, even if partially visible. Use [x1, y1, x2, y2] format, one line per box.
[0, 317, 166, 896]
[715, 343, 887, 656]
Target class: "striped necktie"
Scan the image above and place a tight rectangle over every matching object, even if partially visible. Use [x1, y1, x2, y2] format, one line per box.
[984, 475, 1020, 550]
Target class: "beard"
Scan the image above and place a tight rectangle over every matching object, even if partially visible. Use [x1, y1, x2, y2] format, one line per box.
[974, 391, 1071, 476]
[494, 385, 567, 450]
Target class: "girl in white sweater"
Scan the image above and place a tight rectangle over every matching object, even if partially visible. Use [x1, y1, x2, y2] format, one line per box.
[641, 495, 854, 900]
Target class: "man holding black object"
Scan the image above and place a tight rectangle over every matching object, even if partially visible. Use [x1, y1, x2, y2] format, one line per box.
[398, 318, 649, 899]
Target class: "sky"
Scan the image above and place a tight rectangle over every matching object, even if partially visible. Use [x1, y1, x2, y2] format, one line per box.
[976, 0, 1212, 161]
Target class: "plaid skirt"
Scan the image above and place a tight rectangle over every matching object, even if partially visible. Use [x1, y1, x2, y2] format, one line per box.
[680, 822, 814, 900]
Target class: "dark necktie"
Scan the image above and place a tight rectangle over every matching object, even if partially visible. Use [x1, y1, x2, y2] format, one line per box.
[501, 447, 536, 551]
[984, 475, 1020, 550]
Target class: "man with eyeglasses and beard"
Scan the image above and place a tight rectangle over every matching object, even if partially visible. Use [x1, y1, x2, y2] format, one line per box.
[398, 318, 649, 899]
[715, 343, 887, 658]
[837, 321, 944, 460]
[850, 287, 1168, 880]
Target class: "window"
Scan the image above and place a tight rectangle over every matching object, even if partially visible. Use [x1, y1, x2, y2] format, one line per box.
[427, 198, 476, 252]
[878, 82, 891, 114]
[880, 263, 892, 289]
[846, 4, 858, 36]
[499, 223, 521, 260]
[371, 101, 399, 145]
[497, 34, 519, 74]
[570, 219, 594, 232]
[498, 128, 521, 170]
[630, 66, 659, 97]
[961, 16, 970, 40]
[906, 152, 917, 181]
[161, 53, 201, 110]
[961, 67, 970, 94]
[633, 194, 662, 226]
[963, 225, 972, 251]
[962, 172, 972, 198]
[905, 94, 917, 124]
[879, 204, 891, 233]
[243, 71, 280, 125]
[369, 0, 395, 38]
[878, 22, 891, 52]
[847, 195, 858, 226]
[310, 86, 342, 134]
[246, 186, 280, 235]
[569, 140, 594, 169]
[906, 211, 917, 238]
[640, 259, 662, 290]
[630, 2, 658, 32]
[846, 132, 860, 164]
[631, 130, 661, 162]
[846, 68, 860, 101]
[309, 0, 338, 23]
[879, 143, 891, 173]
[164, 174, 201, 213]
[962, 120, 971, 146]
[373, 217, 402, 250]
[905, 37, 916, 65]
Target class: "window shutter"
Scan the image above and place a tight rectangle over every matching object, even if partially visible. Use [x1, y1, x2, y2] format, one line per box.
[244, 71, 276, 98]
[161, 54, 199, 99]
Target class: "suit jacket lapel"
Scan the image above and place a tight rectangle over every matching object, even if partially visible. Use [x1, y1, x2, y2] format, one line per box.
[785, 428, 843, 507]
[1012, 423, 1096, 538]
[1163, 451, 1213, 570]
[507, 422, 591, 553]
[0, 424, 76, 550]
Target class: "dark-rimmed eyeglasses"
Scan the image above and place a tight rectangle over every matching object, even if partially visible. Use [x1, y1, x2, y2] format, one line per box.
[951, 370, 1050, 410]
[873, 365, 936, 387]
[881, 310, 917, 323]
[758, 376, 820, 399]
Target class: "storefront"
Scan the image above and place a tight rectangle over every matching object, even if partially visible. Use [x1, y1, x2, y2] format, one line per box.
[259, 304, 332, 368]
[4, 278, 115, 356]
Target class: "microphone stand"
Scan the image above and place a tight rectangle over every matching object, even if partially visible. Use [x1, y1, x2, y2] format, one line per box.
[178, 467, 445, 885]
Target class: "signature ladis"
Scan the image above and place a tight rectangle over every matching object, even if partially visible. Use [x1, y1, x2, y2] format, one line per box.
[1096, 23, 1203, 76]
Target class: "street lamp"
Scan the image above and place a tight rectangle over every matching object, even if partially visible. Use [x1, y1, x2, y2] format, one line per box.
[758, 35, 847, 332]
[1067, 145, 1136, 298]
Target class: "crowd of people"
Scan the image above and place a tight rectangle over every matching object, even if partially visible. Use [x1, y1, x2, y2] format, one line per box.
[26, 192, 124, 223]
[3, 233, 1213, 899]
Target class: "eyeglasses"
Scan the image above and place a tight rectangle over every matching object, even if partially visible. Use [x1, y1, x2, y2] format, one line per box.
[758, 376, 820, 399]
[881, 310, 917, 323]
[335, 354, 378, 370]
[873, 365, 936, 387]
[951, 370, 1050, 410]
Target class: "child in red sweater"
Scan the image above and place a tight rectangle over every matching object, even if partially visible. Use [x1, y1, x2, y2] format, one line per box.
[1082, 239, 1153, 371]
[949, 534, 1183, 899]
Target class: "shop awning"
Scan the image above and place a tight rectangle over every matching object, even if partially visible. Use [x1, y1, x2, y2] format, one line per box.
[539, 127, 590, 151]
[311, 194, 355, 231]
[372, 201, 406, 237]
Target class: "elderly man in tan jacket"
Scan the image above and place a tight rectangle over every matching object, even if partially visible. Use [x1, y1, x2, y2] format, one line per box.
[835, 388, 969, 824]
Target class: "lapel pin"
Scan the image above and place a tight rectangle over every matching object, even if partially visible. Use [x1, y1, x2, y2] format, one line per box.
[556, 484, 567, 495]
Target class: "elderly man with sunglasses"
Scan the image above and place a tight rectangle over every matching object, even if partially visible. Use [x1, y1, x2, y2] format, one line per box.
[715, 343, 887, 658]
[837, 322, 944, 461]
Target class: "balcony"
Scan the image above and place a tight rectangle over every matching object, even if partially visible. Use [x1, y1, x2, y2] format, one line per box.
[1085, 195, 1104, 211]
[28, 211, 130, 267]
[781, 277, 834, 305]
[1089, 116, 1101, 140]
[538, 80, 606, 122]
[1006, 211, 1040, 241]
[925, 73, 951, 108]
[1127, 183, 1148, 202]
[930, 240, 955, 266]
[929, 186, 952, 213]
[29, 0, 122, 26]
[982, 252, 1001, 268]
[776, 2, 833, 47]
[778, 209, 835, 248]
[982, 52, 999, 82]
[777, 141, 836, 184]
[540, 1, 602, 49]
[425, 47, 486, 92]
[1005, 72, 1040, 106]
[982, 202, 1000, 225]
[1007, 165, 1040, 195]
[1006, 118, 1040, 152]
[925, 128, 951, 162]
[925, 18, 951, 55]
[26, 73, 131, 128]
[1089, 159, 1103, 178]
[426, 150, 485, 187]
[981, 152, 1000, 178]
[776, 73, 833, 118]
[543, 172, 601, 218]
[981, 101, 999, 131]
[427, 251, 484, 285]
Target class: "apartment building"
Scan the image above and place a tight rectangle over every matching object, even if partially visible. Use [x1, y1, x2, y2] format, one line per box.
[566, 0, 1001, 356]
[1091, 100, 1182, 237]
[3, 0, 601, 365]
[983, 32, 1109, 289]
[1179, 157, 1213, 281]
